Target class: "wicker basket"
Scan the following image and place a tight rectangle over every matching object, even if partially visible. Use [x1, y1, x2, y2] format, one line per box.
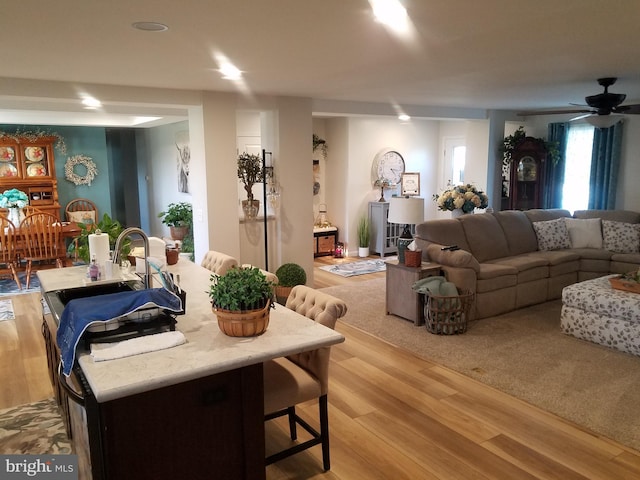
[213, 301, 271, 337]
[404, 250, 422, 267]
[425, 289, 474, 335]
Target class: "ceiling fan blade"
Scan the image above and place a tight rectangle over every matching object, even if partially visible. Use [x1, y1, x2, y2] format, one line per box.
[517, 108, 593, 117]
[570, 113, 593, 122]
[614, 103, 640, 114]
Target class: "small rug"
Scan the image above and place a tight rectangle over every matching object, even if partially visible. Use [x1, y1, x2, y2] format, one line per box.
[0, 272, 41, 297]
[319, 259, 387, 277]
[0, 398, 72, 454]
[0, 299, 14, 321]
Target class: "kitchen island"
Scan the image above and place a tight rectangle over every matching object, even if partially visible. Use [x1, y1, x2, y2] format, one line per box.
[39, 259, 344, 480]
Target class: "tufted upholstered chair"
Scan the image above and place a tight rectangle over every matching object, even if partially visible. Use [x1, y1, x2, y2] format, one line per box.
[263, 285, 348, 471]
[200, 250, 238, 276]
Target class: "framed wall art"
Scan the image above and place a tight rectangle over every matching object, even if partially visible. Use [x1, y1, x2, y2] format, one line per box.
[400, 172, 420, 196]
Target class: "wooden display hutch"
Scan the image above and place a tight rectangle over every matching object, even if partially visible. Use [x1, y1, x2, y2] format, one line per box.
[505, 136, 547, 211]
[0, 136, 61, 219]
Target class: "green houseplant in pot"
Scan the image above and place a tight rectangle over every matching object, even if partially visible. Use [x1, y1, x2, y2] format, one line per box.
[158, 202, 192, 240]
[237, 152, 264, 220]
[357, 215, 371, 257]
[209, 266, 275, 337]
[72, 213, 131, 264]
[274, 263, 307, 305]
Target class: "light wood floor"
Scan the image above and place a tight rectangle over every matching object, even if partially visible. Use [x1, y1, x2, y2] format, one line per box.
[2, 257, 640, 479]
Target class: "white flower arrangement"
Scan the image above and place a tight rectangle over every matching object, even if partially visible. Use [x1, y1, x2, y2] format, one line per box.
[0, 188, 28, 208]
[433, 183, 489, 213]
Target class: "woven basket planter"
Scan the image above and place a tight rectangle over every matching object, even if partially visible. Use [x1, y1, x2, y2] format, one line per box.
[213, 301, 271, 337]
[275, 285, 293, 305]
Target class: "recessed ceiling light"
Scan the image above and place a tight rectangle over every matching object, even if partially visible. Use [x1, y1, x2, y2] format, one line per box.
[398, 114, 410, 121]
[132, 21, 169, 32]
[369, 0, 407, 30]
[219, 63, 243, 80]
[82, 97, 102, 109]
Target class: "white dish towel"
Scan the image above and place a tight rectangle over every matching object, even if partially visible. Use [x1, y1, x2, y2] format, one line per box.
[90, 331, 186, 362]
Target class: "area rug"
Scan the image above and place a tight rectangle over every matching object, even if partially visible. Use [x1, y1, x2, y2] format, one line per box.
[0, 272, 41, 296]
[0, 398, 72, 454]
[319, 259, 387, 277]
[0, 299, 14, 321]
[321, 277, 640, 452]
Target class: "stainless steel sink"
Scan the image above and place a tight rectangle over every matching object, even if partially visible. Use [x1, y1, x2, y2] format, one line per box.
[44, 280, 145, 326]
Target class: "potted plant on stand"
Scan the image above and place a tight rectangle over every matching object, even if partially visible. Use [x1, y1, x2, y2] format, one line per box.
[158, 202, 193, 240]
[274, 263, 307, 305]
[357, 216, 370, 257]
[237, 152, 264, 220]
[209, 266, 275, 337]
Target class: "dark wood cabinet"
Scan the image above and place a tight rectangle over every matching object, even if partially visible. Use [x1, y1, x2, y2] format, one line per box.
[0, 136, 61, 219]
[505, 137, 547, 210]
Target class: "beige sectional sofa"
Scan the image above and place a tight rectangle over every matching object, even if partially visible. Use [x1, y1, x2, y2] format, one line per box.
[414, 209, 640, 320]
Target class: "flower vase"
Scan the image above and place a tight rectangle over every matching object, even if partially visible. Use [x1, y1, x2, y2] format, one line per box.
[451, 209, 464, 218]
[7, 207, 24, 226]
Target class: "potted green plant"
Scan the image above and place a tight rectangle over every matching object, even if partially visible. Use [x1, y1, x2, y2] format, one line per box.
[72, 213, 131, 264]
[274, 263, 307, 304]
[237, 152, 264, 219]
[158, 202, 192, 240]
[357, 216, 371, 257]
[209, 266, 275, 336]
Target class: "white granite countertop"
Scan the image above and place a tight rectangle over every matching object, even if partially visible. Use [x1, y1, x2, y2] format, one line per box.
[38, 260, 345, 403]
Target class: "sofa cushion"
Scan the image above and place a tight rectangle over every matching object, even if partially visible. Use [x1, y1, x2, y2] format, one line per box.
[574, 209, 640, 224]
[602, 220, 640, 253]
[459, 214, 510, 263]
[493, 210, 539, 255]
[487, 255, 548, 273]
[476, 262, 518, 280]
[526, 250, 581, 266]
[524, 209, 572, 223]
[532, 218, 571, 251]
[564, 218, 603, 249]
[415, 219, 471, 252]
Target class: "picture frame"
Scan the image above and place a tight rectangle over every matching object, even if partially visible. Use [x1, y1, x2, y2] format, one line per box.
[400, 172, 420, 196]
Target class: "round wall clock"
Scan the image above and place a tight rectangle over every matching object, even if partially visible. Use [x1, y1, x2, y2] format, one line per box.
[371, 149, 405, 185]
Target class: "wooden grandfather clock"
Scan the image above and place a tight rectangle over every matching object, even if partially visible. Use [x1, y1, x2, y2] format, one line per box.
[507, 137, 547, 210]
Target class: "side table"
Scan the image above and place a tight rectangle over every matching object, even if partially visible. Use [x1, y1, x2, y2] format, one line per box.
[386, 260, 441, 326]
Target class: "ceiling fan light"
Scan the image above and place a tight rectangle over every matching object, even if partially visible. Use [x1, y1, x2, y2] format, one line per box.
[585, 115, 622, 128]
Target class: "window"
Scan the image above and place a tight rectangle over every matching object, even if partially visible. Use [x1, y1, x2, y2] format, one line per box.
[443, 137, 466, 187]
[562, 124, 594, 213]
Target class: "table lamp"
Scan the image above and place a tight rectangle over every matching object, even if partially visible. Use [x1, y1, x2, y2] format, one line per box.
[387, 196, 424, 263]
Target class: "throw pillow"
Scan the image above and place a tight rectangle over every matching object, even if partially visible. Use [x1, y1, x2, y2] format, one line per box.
[68, 210, 96, 225]
[564, 218, 603, 249]
[602, 220, 640, 253]
[532, 218, 571, 251]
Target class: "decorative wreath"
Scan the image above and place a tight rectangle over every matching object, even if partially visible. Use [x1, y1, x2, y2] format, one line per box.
[65, 155, 98, 186]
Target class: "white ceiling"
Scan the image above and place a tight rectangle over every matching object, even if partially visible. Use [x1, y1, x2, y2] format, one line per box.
[2, 0, 640, 127]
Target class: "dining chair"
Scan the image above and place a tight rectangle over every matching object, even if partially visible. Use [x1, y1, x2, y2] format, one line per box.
[263, 285, 348, 471]
[0, 215, 21, 289]
[65, 198, 98, 225]
[19, 212, 66, 288]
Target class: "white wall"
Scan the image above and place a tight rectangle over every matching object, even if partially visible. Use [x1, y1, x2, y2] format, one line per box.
[144, 120, 191, 239]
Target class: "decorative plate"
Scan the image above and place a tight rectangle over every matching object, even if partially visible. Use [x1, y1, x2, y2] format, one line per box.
[0, 146, 15, 162]
[0, 163, 18, 177]
[27, 162, 46, 177]
[25, 146, 45, 162]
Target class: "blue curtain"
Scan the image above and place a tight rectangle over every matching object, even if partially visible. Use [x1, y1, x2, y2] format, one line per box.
[589, 121, 623, 209]
[544, 122, 569, 208]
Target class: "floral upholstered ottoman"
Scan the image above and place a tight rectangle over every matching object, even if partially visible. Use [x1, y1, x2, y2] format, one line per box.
[561, 275, 640, 356]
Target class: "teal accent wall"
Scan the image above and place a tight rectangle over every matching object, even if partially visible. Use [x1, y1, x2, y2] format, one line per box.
[0, 124, 125, 222]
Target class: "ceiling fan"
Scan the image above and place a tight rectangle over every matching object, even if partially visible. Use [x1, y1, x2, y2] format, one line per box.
[518, 77, 640, 125]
